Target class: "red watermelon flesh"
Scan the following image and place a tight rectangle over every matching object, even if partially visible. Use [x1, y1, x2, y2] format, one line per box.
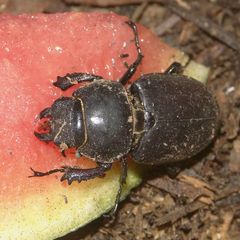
[0, 12, 188, 239]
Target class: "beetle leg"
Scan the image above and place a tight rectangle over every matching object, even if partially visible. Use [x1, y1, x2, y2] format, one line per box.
[119, 21, 144, 86]
[164, 62, 183, 75]
[53, 73, 103, 91]
[29, 162, 112, 185]
[60, 163, 112, 184]
[104, 157, 128, 216]
[165, 165, 182, 178]
[29, 167, 65, 177]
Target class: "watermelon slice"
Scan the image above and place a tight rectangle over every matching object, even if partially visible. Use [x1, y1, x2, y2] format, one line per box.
[0, 12, 209, 239]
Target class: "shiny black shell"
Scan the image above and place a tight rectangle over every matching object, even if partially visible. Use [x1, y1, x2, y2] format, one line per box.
[130, 73, 219, 165]
[73, 80, 133, 163]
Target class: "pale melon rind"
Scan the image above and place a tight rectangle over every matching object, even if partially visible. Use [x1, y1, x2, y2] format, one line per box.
[0, 164, 141, 240]
[173, 50, 210, 84]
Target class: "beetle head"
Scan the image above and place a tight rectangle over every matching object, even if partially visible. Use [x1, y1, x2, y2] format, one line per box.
[34, 97, 85, 151]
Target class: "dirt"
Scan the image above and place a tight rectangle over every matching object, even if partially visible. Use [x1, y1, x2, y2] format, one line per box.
[1, 0, 240, 239]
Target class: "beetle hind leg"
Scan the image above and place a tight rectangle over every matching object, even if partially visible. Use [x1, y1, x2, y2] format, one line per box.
[104, 157, 128, 216]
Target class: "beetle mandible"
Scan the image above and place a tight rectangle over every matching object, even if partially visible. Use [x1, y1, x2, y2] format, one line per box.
[30, 21, 219, 214]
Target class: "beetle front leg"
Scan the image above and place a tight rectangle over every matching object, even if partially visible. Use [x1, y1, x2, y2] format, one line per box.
[60, 163, 112, 184]
[29, 162, 112, 185]
[53, 73, 103, 90]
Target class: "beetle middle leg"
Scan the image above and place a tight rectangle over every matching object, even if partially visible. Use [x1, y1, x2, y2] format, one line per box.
[54, 21, 143, 90]
[118, 21, 144, 86]
[29, 162, 112, 185]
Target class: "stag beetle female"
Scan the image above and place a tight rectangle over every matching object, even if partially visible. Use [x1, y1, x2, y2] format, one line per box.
[30, 21, 219, 213]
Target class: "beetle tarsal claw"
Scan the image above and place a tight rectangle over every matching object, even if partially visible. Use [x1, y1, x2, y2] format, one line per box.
[28, 167, 65, 178]
[29, 167, 45, 177]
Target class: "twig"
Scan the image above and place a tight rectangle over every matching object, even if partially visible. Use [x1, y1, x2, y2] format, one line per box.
[147, 176, 208, 201]
[63, 0, 144, 6]
[65, 0, 240, 52]
[165, 0, 240, 51]
[156, 192, 240, 226]
[156, 201, 204, 226]
[131, 1, 149, 22]
[155, 14, 181, 36]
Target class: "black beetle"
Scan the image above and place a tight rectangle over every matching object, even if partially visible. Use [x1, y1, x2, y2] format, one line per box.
[30, 21, 219, 214]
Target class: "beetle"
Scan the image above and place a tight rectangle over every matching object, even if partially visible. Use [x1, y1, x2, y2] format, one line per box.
[30, 21, 219, 214]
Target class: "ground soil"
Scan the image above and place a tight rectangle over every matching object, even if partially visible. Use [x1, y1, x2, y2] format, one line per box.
[1, 0, 240, 239]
